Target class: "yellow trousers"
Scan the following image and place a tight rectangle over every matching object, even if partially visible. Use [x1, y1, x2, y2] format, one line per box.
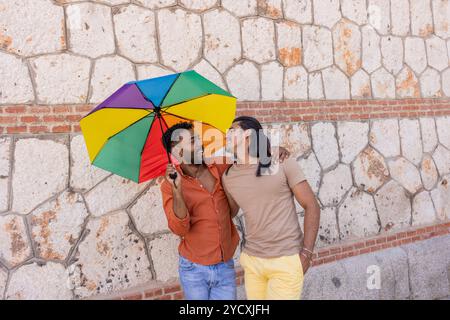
[239, 251, 304, 300]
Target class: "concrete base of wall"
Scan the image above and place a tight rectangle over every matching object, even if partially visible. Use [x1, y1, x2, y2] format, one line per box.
[236, 235, 450, 300]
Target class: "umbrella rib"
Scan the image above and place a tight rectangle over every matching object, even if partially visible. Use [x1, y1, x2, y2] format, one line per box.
[160, 109, 224, 132]
[157, 73, 182, 107]
[159, 93, 213, 112]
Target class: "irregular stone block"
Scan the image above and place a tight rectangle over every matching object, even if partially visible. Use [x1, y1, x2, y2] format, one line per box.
[351, 69, 371, 99]
[70, 135, 110, 193]
[157, 8, 202, 72]
[319, 164, 352, 206]
[367, 0, 390, 34]
[226, 61, 260, 101]
[192, 59, 226, 89]
[410, 0, 434, 36]
[298, 152, 321, 194]
[339, 188, 380, 240]
[420, 117, 438, 153]
[30, 54, 90, 104]
[6, 262, 72, 300]
[135, 0, 177, 9]
[333, 19, 361, 76]
[12, 138, 69, 215]
[261, 61, 283, 101]
[312, 0, 341, 28]
[374, 180, 411, 232]
[381, 36, 403, 75]
[203, 9, 241, 73]
[396, 67, 420, 98]
[337, 121, 369, 164]
[420, 68, 442, 98]
[0, 52, 34, 104]
[84, 175, 147, 217]
[436, 116, 450, 150]
[0, 178, 7, 212]
[221, 0, 257, 17]
[66, 3, 115, 58]
[0, 214, 32, 268]
[426, 36, 449, 72]
[303, 26, 333, 72]
[352, 147, 390, 193]
[361, 25, 381, 73]
[148, 233, 179, 282]
[420, 154, 438, 191]
[242, 17, 276, 64]
[113, 5, 157, 64]
[370, 119, 400, 158]
[129, 183, 168, 235]
[371, 67, 395, 99]
[399, 119, 422, 165]
[316, 207, 339, 248]
[311, 122, 339, 170]
[30, 191, 88, 261]
[276, 21, 302, 67]
[283, 0, 312, 24]
[0, 137, 11, 177]
[0, 0, 65, 56]
[322, 66, 350, 99]
[388, 157, 422, 194]
[137, 64, 172, 80]
[432, 145, 450, 177]
[69, 211, 152, 298]
[432, 0, 450, 39]
[284, 66, 308, 100]
[431, 175, 450, 221]
[412, 191, 437, 226]
[390, 0, 410, 36]
[256, 0, 283, 19]
[89, 55, 136, 104]
[341, 0, 367, 25]
[405, 37, 427, 74]
[308, 72, 324, 100]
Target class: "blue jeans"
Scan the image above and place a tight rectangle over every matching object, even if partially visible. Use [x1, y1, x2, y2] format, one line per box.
[178, 255, 237, 300]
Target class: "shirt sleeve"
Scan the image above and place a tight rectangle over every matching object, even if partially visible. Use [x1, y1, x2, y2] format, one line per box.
[160, 180, 190, 237]
[283, 158, 307, 189]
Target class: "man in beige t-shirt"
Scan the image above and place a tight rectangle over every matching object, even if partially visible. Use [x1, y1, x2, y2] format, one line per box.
[222, 116, 320, 300]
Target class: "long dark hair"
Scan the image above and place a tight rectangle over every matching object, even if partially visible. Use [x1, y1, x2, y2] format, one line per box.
[231, 116, 271, 177]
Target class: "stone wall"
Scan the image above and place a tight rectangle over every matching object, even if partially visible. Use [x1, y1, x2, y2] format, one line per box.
[1, 116, 450, 299]
[0, 0, 450, 107]
[1, 0, 450, 300]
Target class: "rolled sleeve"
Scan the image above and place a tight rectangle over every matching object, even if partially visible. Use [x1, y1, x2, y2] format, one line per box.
[160, 180, 190, 236]
[283, 158, 307, 189]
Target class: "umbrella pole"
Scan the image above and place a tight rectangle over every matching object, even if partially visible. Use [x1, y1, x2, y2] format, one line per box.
[156, 110, 178, 185]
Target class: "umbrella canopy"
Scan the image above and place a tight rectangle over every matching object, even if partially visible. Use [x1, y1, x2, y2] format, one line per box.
[80, 70, 236, 183]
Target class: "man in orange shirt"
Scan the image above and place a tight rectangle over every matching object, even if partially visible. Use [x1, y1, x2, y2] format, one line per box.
[160, 122, 288, 300]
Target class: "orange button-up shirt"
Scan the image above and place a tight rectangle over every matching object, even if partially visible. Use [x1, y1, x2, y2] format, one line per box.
[160, 162, 240, 266]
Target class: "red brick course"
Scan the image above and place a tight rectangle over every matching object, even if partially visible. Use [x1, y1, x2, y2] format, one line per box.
[1, 98, 450, 134]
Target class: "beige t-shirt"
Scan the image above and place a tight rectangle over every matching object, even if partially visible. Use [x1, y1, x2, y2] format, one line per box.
[222, 157, 307, 258]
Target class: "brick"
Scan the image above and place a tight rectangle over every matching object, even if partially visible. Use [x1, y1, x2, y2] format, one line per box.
[163, 284, 181, 294]
[144, 288, 163, 299]
[29, 126, 49, 133]
[20, 116, 40, 123]
[7, 126, 26, 133]
[122, 293, 143, 300]
[5, 106, 26, 113]
[52, 125, 71, 133]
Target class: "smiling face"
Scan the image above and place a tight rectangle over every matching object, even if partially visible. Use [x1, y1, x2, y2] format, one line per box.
[171, 127, 203, 165]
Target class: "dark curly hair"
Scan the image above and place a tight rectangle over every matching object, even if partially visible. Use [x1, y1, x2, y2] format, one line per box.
[161, 121, 193, 154]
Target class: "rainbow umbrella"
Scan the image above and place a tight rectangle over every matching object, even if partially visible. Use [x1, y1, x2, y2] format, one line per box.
[80, 70, 236, 183]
